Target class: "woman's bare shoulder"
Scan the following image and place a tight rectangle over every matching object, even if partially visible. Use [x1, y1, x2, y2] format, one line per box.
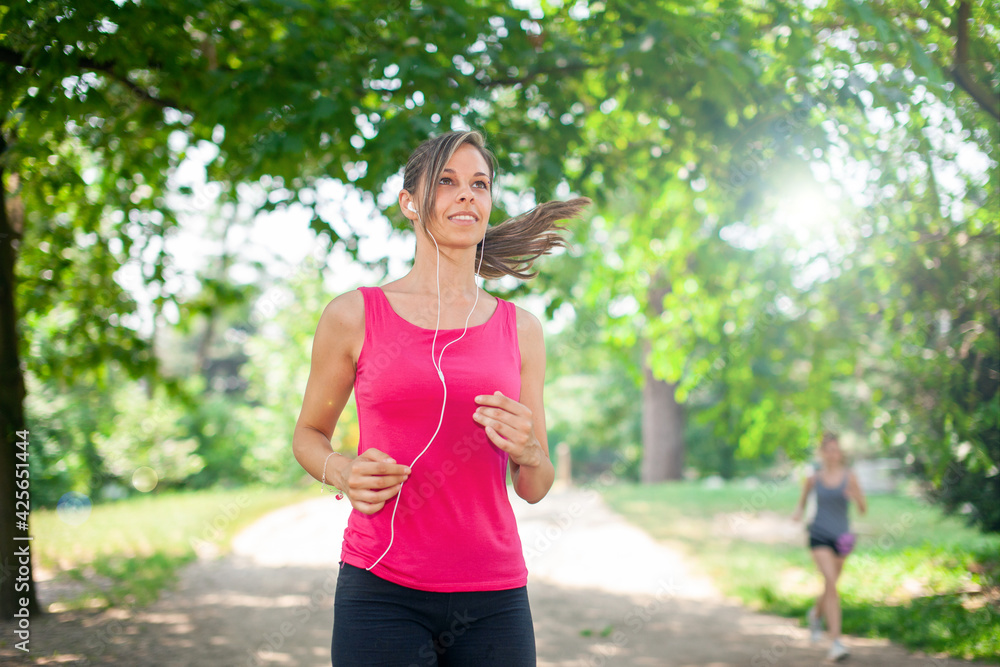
[315, 289, 366, 359]
[513, 304, 543, 335]
[513, 305, 545, 370]
[319, 289, 365, 327]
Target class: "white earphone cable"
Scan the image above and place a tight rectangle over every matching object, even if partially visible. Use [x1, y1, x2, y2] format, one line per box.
[367, 213, 485, 571]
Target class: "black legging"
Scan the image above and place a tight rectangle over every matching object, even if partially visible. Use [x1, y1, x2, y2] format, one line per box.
[332, 563, 536, 666]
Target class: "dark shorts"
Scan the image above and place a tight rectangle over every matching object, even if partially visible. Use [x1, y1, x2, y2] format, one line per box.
[809, 533, 847, 557]
[332, 563, 535, 667]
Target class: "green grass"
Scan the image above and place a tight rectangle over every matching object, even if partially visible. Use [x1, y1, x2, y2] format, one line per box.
[602, 481, 1000, 662]
[33, 486, 313, 609]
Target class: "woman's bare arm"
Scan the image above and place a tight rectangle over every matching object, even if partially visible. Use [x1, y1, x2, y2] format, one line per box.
[847, 470, 868, 516]
[509, 308, 554, 503]
[792, 474, 815, 521]
[292, 290, 410, 514]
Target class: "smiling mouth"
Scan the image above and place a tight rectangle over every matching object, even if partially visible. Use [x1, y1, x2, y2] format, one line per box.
[448, 213, 479, 223]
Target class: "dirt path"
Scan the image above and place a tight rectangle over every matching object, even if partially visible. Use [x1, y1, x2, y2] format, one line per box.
[3, 487, 995, 666]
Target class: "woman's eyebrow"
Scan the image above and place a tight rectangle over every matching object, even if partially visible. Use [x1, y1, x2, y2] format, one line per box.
[442, 168, 490, 178]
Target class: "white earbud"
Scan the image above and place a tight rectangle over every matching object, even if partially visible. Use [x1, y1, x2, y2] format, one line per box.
[407, 202, 417, 212]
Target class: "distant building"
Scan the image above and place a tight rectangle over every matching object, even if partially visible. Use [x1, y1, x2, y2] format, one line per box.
[853, 458, 902, 495]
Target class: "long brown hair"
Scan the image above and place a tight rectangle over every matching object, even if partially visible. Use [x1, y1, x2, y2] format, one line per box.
[402, 130, 590, 280]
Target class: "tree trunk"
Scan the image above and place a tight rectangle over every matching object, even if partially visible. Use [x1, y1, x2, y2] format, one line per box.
[0, 136, 42, 619]
[641, 280, 685, 482]
[641, 357, 685, 482]
[195, 216, 235, 385]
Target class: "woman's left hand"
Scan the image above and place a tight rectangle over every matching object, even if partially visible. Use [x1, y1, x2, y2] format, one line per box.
[473, 391, 545, 468]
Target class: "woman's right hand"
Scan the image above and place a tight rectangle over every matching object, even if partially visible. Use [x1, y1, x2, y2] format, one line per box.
[791, 509, 802, 522]
[340, 448, 411, 515]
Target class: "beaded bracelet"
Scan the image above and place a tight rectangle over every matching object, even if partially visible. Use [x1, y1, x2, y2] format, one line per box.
[321, 451, 345, 500]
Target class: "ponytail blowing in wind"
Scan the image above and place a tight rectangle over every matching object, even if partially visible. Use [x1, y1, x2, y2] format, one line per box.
[402, 130, 591, 280]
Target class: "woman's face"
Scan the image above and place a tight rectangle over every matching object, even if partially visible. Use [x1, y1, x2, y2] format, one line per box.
[422, 143, 492, 248]
[820, 437, 843, 465]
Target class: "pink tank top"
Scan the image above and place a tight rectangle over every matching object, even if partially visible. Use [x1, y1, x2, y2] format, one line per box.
[339, 286, 528, 592]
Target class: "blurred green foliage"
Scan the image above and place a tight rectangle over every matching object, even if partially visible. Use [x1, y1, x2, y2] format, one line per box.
[3, 1, 997, 532]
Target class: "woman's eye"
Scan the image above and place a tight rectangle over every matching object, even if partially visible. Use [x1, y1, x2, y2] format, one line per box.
[438, 177, 490, 190]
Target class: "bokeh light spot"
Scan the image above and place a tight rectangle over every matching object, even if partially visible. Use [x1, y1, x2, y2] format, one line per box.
[132, 467, 158, 493]
[57, 492, 92, 526]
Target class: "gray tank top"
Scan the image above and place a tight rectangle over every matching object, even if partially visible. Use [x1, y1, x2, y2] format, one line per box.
[809, 471, 850, 540]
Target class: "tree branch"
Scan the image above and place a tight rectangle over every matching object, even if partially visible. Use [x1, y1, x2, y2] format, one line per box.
[952, 0, 1000, 122]
[483, 62, 595, 89]
[0, 45, 188, 112]
[76, 54, 188, 112]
